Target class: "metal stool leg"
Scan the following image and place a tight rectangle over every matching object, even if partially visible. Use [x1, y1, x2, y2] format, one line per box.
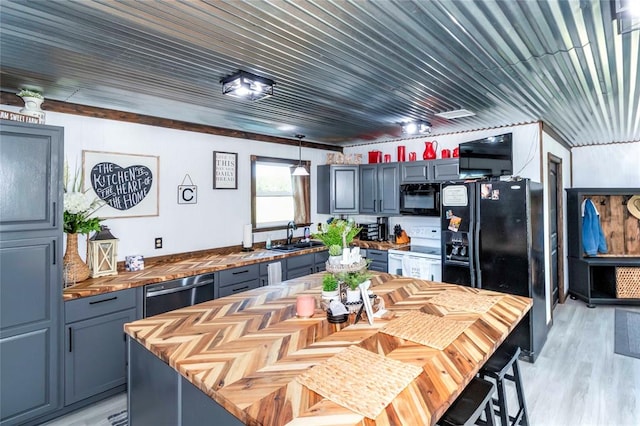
[493, 376, 509, 426]
[511, 359, 529, 426]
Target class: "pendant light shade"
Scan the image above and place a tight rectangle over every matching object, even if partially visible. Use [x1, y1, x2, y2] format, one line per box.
[292, 134, 309, 176]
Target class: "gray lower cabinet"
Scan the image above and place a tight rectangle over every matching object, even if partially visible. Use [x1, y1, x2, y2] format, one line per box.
[0, 121, 64, 426]
[259, 260, 285, 286]
[317, 165, 359, 214]
[129, 339, 242, 426]
[218, 264, 260, 297]
[365, 249, 388, 272]
[64, 289, 137, 405]
[286, 251, 329, 279]
[286, 253, 315, 279]
[314, 251, 329, 273]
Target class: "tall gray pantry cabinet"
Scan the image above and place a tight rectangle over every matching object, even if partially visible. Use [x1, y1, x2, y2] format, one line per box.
[0, 120, 64, 425]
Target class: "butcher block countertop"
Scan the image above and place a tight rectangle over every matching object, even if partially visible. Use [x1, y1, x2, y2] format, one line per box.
[124, 272, 531, 426]
[63, 240, 405, 301]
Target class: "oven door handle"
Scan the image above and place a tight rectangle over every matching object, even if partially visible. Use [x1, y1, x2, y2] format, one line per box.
[145, 279, 213, 297]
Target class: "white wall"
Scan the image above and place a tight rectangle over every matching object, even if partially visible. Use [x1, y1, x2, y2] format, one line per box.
[541, 131, 572, 323]
[572, 141, 640, 187]
[2, 106, 336, 260]
[344, 122, 542, 181]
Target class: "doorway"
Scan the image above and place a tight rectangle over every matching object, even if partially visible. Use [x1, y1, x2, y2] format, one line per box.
[547, 153, 565, 312]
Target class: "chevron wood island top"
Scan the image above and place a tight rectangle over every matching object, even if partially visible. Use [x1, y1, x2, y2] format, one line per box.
[125, 272, 532, 426]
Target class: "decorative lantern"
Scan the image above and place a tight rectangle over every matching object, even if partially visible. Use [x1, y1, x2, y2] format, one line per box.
[87, 225, 119, 278]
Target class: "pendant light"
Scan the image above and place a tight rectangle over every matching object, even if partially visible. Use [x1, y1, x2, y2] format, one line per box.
[292, 134, 309, 176]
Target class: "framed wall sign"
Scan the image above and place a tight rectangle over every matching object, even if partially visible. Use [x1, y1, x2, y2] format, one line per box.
[83, 150, 159, 218]
[213, 151, 237, 189]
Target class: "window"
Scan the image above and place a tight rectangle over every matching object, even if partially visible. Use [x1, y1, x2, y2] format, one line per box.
[251, 156, 310, 230]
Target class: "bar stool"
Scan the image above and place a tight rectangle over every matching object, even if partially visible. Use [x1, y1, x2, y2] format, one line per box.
[479, 345, 529, 426]
[438, 377, 497, 426]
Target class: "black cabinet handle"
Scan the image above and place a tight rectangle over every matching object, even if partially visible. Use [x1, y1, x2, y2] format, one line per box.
[52, 239, 56, 265]
[232, 270, 250, 275]
[69, 327, 73, 352]
[379, 200, 382, 211]
[52, 202, 56, 227]
[89, 296, 118, 305]
[232, 286, 249, 293]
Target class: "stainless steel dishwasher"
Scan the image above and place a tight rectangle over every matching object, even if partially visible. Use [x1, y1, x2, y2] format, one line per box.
[144, 273, 215, 317]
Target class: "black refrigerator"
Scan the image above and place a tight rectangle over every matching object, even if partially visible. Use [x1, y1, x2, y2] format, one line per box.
[440, 179, 546, 362]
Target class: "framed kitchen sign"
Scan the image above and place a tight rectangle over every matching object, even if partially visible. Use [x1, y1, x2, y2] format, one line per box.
[83, 150, 159, 218]
[213, 151, 238, 189]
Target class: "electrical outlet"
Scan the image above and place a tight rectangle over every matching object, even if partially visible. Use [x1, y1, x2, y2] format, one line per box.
[155, 237, 163, 249]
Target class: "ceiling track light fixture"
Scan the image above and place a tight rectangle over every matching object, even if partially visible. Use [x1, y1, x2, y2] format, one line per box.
[220, 70, 275, 101]
[401, 120, 432, 135]
[614, 0, 640, 34]
[292, 134, 309, 176]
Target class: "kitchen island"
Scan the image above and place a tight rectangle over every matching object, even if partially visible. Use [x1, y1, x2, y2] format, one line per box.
[124, 272, 531, 426]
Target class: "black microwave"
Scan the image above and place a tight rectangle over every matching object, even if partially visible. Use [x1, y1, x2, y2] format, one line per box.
[399, 183, 441, 216]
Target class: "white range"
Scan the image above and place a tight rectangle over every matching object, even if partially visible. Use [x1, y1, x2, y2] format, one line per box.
[388, 226, 442, 281]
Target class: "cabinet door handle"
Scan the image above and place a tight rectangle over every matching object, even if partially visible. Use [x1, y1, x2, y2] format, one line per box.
[52, 202, 56, 227]
[89, 296, 118, 305]
[52, 239, 56, 265]
[69, 327, 73, 352]
[232, 269, 250, 275]
[379, 200, 382, 211]
[232, 285, 249, 293]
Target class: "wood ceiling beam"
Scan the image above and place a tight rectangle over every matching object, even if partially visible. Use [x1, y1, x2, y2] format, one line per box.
[0, 92, 342, 152]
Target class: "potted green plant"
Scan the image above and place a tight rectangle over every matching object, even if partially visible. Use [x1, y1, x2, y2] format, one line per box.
[327, 244, 342, 265]
[339, 269, 372, 303]
[321, 273, 339, 300]
[312, 219, 362, 249]
[17, 88, 45, 119]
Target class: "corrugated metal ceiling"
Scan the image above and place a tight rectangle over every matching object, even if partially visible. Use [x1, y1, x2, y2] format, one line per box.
[1, 0, 639, 146]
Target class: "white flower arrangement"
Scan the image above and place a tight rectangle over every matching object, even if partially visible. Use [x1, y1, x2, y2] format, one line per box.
[63, 162, 104, 234]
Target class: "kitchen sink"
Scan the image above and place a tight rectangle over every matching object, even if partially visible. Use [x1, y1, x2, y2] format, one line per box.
[270, 240, 325, 252]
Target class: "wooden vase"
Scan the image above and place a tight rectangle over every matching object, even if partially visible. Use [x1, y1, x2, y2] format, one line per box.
[63, 233, 90, 285]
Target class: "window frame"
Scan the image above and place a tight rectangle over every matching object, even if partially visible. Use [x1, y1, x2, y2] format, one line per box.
[250, 155, 311, 232]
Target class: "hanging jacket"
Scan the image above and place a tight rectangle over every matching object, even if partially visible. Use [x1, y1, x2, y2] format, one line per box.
[582, 198, 608, 256]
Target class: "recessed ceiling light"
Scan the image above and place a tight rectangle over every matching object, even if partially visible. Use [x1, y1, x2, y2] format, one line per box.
[434, 109, 476, 119]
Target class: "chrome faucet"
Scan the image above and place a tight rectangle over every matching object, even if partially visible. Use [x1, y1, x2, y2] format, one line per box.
[286, 221, 297, 245]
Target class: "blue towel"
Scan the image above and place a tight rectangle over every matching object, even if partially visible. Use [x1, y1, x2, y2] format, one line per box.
[582, 199, 607, 256]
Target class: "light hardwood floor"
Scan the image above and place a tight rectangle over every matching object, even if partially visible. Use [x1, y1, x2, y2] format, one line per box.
[42, 298, 639, 426]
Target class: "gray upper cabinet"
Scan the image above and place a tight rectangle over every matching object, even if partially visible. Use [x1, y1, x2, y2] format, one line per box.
[359, 163, 399, 215]
[401, 159, 459, 183]
[400, 161, 432, 183]
[0, 121, 63, 425]
[432, 159, 459, 181]
[0, 121, 63, 233]
[317, 165, 359, 214]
